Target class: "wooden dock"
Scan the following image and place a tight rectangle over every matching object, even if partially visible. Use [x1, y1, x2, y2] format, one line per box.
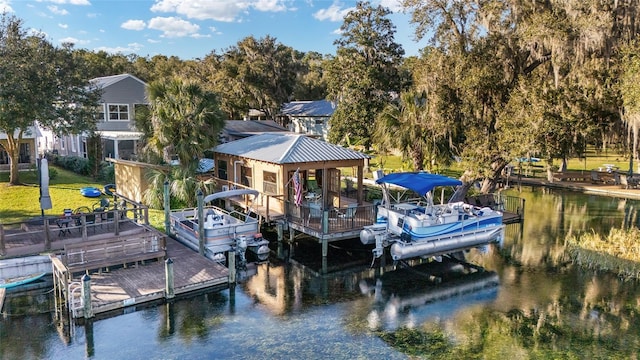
[52, 237, 229, 319]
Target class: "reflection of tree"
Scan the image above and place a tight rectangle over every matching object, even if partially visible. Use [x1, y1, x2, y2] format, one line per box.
[0, 313, 53, 359]
[501, 188, 640, 268]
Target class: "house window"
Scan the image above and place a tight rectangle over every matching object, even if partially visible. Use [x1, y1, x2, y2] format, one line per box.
[263, 171, 277, 195]
[81, 140, 87, 158]
[60, 137, 65, 150]
[18, 143, 30, 163]
[108, 104, 129, 121]
[0, 143, 30, 163]
[218, 160, 228, 180]
[241, 166, 252, 187]
[315, 118, 324, 125]
[95, 105, 105, 121]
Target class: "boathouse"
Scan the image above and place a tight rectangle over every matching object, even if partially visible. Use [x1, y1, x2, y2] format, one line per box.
[211, 133, 374, 253]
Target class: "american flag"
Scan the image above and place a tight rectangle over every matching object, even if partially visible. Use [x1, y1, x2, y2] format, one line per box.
[292, 169, 302, 206]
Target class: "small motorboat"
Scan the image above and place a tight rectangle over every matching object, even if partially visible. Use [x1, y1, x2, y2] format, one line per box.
[80, 187, 102, 198]
[170, 189, 269, 265]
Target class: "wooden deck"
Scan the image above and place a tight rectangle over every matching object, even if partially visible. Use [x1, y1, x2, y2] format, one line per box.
[51, 236, 229, 319]
[69, 238, 228, 318]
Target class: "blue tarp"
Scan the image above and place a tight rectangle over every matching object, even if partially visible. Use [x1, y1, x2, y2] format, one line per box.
[375, 172, 462, 195]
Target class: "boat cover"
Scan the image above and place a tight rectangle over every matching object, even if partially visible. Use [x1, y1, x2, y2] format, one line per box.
[376, 172, 462, 195]
[203, 189, 259, 203]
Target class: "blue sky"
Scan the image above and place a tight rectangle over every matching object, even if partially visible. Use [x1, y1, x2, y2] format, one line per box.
[1, 0, 427, 60]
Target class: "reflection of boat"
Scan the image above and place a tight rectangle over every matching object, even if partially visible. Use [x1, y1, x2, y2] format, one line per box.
[169, 189, 269, 264]
[360, 172, 505, 261]
[0, 273, 47, 289]
[359, 265, 499, 330]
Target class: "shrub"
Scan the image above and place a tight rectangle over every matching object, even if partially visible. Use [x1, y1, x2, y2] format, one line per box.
[98, 162, 115, 183]
[49, 155, 90, 176]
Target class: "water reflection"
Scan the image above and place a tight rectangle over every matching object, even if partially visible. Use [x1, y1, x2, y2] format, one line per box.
[3, 186, 640, 358]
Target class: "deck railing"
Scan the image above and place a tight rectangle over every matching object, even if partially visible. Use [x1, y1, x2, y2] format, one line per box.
[284, 201, 376, 234]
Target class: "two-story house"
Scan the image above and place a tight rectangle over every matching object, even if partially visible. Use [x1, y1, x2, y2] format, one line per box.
[40, 74, 147, 160]
[277, 100, 336, 141]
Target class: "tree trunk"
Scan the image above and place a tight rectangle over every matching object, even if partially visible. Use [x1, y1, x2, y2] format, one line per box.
[3, 132, 22, 185]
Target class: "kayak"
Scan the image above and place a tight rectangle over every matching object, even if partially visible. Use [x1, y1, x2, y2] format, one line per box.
[0, 273, 47, 289]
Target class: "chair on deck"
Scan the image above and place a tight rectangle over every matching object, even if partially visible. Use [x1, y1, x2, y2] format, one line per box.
[307, 203, 323, 225]
[335, 203, 358, 225]
[74, 206, 96, 233]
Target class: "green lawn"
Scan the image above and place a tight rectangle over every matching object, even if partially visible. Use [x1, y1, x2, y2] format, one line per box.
[0, 166, 107, 224]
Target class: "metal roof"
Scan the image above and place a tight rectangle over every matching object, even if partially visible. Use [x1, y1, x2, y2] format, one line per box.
[215, 133, 369, 164]
[90, 74, 146, 88]
[280, 100, 336, 117]
[224, 120, 289, 136]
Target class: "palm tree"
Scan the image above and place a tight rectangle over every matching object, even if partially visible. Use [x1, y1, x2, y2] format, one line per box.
[375, 90, 453, 172]
[145, 78, 225, 206]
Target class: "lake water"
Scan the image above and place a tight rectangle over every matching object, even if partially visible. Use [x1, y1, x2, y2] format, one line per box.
[2, 185, 640, 359]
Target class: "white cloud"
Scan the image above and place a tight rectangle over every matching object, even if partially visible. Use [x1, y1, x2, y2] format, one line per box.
[58, 23, 68, 29]
[378, 0, 402, 12]
[48, 5, 69, 15]
[121, 19, 146, 31]
[151, 0, 291, 22]
[253, 0, 287, 12]
[94, 42, 144, 54]
[313, 3, 354, 22]
[151, 0, 247, 22]
[44, 0, 91, 5]
[59, 36, 90, 45]
[148, 16, 200, 38]
[147, 38, 161, 44]
[0, 0, 13, 13]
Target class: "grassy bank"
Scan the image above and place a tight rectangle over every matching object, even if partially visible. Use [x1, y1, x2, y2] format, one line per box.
[566, 228, 640, 280]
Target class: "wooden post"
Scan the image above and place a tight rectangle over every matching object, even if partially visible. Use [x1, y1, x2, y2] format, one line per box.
[44, 218, 51, 251]
[81, 274, 93, 318]
[81, 215, 88, 241]
[0, 224, 5, 256]
[164, 180, 171, 235]
[165, 258, 175, 299]
[322, 210, 329, 234]
[276, 222, 284, 259]
[114, 209, 120, 235]
[197, 190, 204, 256]
[228, 250, 236, 284]
[277, 222, 283, 242]
[322, 238, 328, 258]
[289, 226, 295, 257]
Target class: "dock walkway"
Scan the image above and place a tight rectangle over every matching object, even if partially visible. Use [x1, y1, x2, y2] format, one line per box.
[81, 237, 228, 317]
[53, 237, 229, 319]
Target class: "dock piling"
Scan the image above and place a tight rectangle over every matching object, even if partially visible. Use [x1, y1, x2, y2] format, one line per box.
[228, 250, 236, 283]
[165, 258, 175, 299]
[81, 274, 93, 319]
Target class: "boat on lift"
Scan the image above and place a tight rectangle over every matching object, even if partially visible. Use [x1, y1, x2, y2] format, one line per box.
[360, 171, 505, 261]
[169, 189, 270, 264]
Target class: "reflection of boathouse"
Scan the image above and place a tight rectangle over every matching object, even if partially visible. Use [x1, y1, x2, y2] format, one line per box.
[211, 133, 372, 256]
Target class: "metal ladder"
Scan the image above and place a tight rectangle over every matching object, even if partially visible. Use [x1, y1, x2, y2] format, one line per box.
[68, 281, 83, 319]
